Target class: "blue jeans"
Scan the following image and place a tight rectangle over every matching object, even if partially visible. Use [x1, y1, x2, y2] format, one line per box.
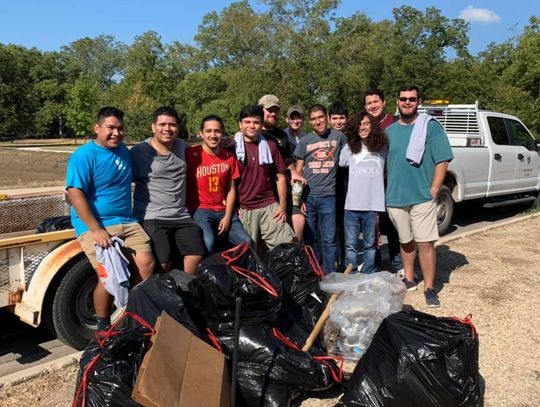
[304, 195, 337, 274]
[192, 209, 253, 254]
[344, 210, 377, 273]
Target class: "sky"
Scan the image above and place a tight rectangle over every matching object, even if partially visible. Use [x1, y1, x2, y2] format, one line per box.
[0, 1, 537, 55]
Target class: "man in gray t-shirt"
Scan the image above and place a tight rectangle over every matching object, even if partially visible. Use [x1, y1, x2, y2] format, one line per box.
[131, 106, 204, 273]
[294, 104, 346, 274]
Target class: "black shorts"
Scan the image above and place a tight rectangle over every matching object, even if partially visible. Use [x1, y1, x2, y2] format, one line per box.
[142, 218, 205, 263]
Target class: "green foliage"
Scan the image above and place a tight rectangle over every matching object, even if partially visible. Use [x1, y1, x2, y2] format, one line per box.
[0, 4, 538, 137]
[66, 76, 99, 137]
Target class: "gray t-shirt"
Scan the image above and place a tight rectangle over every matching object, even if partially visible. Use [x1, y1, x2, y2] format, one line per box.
[339, 144, 386, 211]
[294, 129, 346, 197]
[131, 138, 190, 220]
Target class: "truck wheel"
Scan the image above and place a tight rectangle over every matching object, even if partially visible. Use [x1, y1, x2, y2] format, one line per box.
[531, 191, 540, 210]
[51, 257, 98, 350]
[437, 185, 454, 236]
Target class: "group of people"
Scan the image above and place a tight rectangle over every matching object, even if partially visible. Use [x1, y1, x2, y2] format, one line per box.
[66, 84, 453, 330]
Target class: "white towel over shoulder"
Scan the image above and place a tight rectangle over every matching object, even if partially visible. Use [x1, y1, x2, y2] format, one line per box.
[406, 113, 435, 166]
[234, 132, 273, 165]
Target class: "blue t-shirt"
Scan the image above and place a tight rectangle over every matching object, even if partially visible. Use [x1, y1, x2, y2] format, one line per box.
[66, 141, 136, 236]
[386, 120, 453, 207]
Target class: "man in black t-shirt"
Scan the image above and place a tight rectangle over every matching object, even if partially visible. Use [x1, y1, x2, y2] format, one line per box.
[258, 94, 306, 240]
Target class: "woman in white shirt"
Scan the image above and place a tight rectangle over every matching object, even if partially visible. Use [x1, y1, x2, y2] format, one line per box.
[339, 111, 388, 273]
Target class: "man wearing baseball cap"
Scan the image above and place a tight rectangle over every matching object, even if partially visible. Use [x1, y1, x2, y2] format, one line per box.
[258, 95, 306, 240]
[285, 106, 306, 149]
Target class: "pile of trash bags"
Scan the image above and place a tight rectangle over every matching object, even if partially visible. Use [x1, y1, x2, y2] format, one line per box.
[73, 242, 483, 407]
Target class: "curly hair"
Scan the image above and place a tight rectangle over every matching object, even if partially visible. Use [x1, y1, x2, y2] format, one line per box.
[343, 111, 387, 154]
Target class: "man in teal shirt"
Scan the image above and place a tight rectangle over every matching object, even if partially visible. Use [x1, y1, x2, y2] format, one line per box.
[386, 85, 453, 308]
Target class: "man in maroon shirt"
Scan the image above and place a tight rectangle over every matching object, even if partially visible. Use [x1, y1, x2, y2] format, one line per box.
[235, 105, 295, 250]
[364, 88, 403, 275]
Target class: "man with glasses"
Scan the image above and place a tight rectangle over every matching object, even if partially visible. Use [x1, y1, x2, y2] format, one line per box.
[385, 85, 453, 307]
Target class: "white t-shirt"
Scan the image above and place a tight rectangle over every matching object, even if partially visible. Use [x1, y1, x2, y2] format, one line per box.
[339, 143, 386, 211]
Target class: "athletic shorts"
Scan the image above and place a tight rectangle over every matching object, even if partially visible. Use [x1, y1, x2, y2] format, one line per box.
[387, 200, 439, 244]
[142, 218, 205, 263]
[79, 223, 152, 269]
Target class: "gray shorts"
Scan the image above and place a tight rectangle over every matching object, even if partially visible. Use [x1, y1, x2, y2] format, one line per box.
[387, 200, 439, 244]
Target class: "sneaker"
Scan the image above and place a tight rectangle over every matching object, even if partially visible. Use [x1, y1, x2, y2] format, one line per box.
[396, 268, 405, 279]
[424, 289, 441, 308]
[402, 278, 417, 291]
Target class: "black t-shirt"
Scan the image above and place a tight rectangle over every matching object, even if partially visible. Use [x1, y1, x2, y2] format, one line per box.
[262, 128, 294, 165]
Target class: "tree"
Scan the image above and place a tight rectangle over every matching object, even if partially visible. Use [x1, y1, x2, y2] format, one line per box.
[61, 35, 126, 90]
[66, 76, 99, 137]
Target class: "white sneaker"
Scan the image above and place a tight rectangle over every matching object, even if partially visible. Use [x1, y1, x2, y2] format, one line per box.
[396, 268, 405, 279]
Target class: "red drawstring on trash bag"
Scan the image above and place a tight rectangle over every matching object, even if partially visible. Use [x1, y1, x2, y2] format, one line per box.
[304, 245, 325, 279]
[450, 314, 478, 338]
[71, 312, 154, 407]
[221, 243, 279, 298]
[271, 327, 344, 383]
[206, 328, 223, 353]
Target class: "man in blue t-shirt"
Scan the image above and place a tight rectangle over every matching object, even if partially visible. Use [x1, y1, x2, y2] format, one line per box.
[66, 107, 155, 330]
[386, 85, 453, 308]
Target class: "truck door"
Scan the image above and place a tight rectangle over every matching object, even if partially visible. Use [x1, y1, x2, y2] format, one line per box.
[486, 116, 517, 195]
[505, 118, 540, 192]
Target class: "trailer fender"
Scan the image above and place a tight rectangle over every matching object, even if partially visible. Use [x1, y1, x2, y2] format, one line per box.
[15, 238, 83, 326]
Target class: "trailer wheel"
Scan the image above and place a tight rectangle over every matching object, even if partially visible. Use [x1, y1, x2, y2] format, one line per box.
[51, 257, 98, 350]
[437, 185, 454, 236]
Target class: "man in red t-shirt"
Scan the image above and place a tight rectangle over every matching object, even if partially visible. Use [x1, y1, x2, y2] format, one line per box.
[234, 105, 295, 250]
[186, 115, 253, 253]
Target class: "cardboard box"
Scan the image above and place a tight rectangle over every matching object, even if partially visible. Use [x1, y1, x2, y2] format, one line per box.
[132, 312, 230, 407]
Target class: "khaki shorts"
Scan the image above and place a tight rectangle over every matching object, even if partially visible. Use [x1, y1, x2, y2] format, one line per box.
[239, 202, 295, 251]
[79, 223, 152, 269]
[387, 200, 439, 244]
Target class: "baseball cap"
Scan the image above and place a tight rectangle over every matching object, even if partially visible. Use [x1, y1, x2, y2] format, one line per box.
[286, 106, 304, 118]
[258, 94, 280, 109]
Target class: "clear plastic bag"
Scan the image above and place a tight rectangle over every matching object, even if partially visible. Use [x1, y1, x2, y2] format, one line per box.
[320, 271, 406, 360]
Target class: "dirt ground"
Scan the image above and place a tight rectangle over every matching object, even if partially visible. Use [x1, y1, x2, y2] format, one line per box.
[1, 217, 539, 406]
[0, 149, 68, 189]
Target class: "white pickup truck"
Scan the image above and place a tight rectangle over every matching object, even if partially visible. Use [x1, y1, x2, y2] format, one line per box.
[418, 102, 540, 234]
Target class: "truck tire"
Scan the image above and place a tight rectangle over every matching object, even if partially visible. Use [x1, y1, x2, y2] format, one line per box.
[51, 257, 97, 350]
[437, 185, 454, 236]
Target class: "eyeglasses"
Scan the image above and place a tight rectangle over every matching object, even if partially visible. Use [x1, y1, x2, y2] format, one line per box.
[398, 97, 418, 103]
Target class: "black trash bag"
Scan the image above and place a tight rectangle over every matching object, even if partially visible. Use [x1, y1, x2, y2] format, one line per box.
[267, 243, 326, 346]
[266, 243, 325, 305]
[125, 271, 204, 336]
[338, 310, 483, 407]
[217, 325, 339, 407]
[72, 314, 152, 407]
[189, 243, 282, 335]
[275, 298, 324, 348]
[36, 215, 72, 233]
[236, 362, 293, 407]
